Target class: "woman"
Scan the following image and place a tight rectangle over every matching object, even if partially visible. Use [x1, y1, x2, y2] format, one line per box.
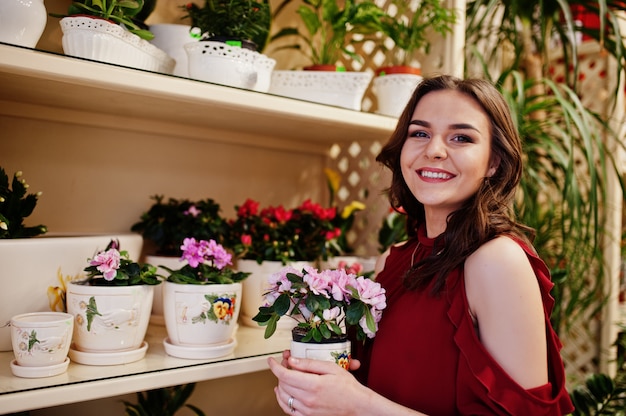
[268, 75, 574, 415]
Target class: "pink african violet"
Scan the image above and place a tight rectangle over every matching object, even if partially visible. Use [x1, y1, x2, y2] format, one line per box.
[180, 237, 232, 270]
[89, 248, 121, 281]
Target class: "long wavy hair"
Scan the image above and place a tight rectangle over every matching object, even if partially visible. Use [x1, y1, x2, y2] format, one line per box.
[376, 75, 534, 293]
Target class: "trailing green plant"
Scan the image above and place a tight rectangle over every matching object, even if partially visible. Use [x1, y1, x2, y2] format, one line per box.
[50, 0, 154, 40]
[123, 383, 206, 416]
[270, 0, 385, 67]
[0, 167, 47, 239]
[377, 0, 457, 67]
[181, 0, 271, 51]
[465, 0, 626, 335]
[131, 195, 228, 257]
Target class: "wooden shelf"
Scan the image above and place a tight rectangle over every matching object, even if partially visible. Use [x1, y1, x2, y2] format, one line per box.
[0, 43, 397, 155]
[0, 324, 292, 414]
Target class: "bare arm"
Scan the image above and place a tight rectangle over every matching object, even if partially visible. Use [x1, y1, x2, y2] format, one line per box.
[464, 236, 548, 389]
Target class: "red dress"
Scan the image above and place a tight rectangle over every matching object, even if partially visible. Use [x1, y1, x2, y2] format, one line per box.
[365, 228, 574, 415]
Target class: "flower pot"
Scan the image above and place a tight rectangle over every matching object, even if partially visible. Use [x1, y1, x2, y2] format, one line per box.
[253, 54, 277, 93]
[184, 40, 262, 90]
[0, 233, 143, 352]
[237, 259, 311, 329]
[373, 69, 423, 118]
[145, 254, 186, 325]
[290, 328, 351, 369]
[269, 70, 373, 111]
[60, 16, 175, 74]
[149, 23, 194, 77]
[162, 281, 241, 359]
[66, 281, 154, 364]
[0, 0, 47, 48]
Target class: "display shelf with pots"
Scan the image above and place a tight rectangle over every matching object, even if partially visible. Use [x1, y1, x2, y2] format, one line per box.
[0, 324, 292, 414]
[0, 41, 396, 413]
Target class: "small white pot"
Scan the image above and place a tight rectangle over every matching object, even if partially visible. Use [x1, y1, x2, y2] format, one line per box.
[10, 312, 73, 367]
[373, 73, 423, 117]
[0, 0, 47, 48]
[149, 23, 194, 77]
[145, 255, 186, 324]
[269, 70, 373, 111]
[163, 281, 241, 346]
[60, 16, 175, 74]
[66, 282, 154, 352]
[291, 336, 351, 369]
[184, 41, 261, 90]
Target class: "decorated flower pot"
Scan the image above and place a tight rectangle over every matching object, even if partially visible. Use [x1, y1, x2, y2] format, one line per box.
[373, 70, 423, 118]
[66, 281, 153, 364]
[145, 254, 186, 325]
[162, 281, 241, 359]
[290, 328, 351, 369]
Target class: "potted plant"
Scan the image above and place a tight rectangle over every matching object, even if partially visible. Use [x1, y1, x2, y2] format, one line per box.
[65, 239, 161, 365]
[225, 197, 341, 328]
[181, 0, 275, 91]
[50, 0, 175, 73]
[160, 237, 250, 359]
[0, 168, 144, 352]
[253, 264, 386, 366]
[268, 0, 384, 110]
[131, 194, 228, 323]
[373, 0, 457, 117]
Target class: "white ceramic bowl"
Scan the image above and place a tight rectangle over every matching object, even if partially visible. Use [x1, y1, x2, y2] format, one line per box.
[11, 312, 74, 367]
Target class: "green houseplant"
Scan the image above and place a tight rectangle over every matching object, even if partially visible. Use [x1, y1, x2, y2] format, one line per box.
[0, 167, 47, 239]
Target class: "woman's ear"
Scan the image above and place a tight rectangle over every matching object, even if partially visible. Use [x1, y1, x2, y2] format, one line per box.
[486, 156, 501, 177]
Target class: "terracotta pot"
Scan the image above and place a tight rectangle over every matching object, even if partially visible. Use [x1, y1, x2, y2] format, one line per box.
[303, 64, 342, 71]
[375, 65, 422, 77]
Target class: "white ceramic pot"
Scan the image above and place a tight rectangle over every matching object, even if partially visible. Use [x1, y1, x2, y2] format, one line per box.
[269, 70, 373, 111]
[0, 0, 47, 48]
[149, 23, 194, 77]
[162, 281, 241, 346]
[0, 233, 143, 351]
[145, 255, 186, 325]
[373, 73, 423, 117]
[290, 336, 351, 369]
[10, 312, 73, 367]
[252, 54, 277, 93]
[66, 282, 154, 352]
[185, 40, 261, 89]
[237, 259, 311, 329]
[60, 16, 175, 74]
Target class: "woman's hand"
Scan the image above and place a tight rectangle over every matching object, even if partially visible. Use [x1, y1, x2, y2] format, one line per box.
[268, 353, 366, 416]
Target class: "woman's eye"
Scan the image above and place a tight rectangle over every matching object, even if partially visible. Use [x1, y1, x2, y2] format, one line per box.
[453, 134, 474, 143]
[408, 130, 429, 138]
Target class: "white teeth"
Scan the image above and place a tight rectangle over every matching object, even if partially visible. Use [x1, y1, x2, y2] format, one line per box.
[421, 171, 451, 179]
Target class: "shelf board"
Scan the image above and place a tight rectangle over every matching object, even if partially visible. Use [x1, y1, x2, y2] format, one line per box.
[0, 44, 397, 154]
[0, 324, 292, 413]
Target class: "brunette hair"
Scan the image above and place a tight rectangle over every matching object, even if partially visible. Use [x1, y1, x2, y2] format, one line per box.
[376, 75, 534, 293]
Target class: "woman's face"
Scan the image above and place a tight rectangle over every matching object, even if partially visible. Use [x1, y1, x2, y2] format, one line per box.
[400, 89, 496, 221]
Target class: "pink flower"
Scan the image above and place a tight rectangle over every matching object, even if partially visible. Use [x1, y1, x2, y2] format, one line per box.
[353, 276, 387, 310]
[241, 234, 252, 246]
[90, 248, 121, 281]
[180, 237, 232, 270]
[184, 205, 201, 217]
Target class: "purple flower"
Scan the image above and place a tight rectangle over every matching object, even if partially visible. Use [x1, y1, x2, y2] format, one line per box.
[180, 237, 232, 270]
[90, 248, 121, 281]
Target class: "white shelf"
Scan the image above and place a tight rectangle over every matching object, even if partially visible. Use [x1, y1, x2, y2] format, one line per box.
[0, 43, 397, 155]
[0, 324, 292, 414]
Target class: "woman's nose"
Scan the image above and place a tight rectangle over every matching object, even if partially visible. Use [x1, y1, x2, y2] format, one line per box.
[424, 137, 447, 160]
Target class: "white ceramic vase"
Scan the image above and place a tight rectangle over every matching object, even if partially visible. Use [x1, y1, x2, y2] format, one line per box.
[162, 281, 241, 347]
[149, 23, 194, 77]
[269, 70, 373, 111]
[373, 73, 423, 117]
[237, 259, 311, 329]
[0, 0, 47, 48]
[66, 282, 154, 353]
[0, 234, 143, 352]
[60, 16, 175, 74]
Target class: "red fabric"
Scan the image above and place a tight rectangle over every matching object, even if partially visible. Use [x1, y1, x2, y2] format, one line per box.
[366, 227, 574, 415]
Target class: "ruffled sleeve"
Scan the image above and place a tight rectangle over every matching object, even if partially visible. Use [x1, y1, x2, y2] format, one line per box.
[447, 240, 575, 415]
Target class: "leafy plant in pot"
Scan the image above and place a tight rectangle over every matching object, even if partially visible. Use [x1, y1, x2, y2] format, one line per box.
[65, 239, 161, 364]
[253, 264, 386, 366]
[131, 194, 228, 323]
[181, 0, 275, 91]
[50, 0, 175, 73]
[160, 237, 250, 359]
[373, 0, 457, 117]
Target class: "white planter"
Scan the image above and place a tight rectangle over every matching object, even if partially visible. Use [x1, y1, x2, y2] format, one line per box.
[66, 282, 154, 355]
[291, 336, 351, 369]
[0, 234, 143, 352]
[185, 41, 262, 90]
[60, 16, 175, 74]
[252, 54, 277, 93]
[237, 259, 311, 329]
[269, 70, 373, 111]
[0, 0, 47, 48]
[373, 73, 423, 117]
[149, 23, 194, 77]
[162, 281, 241, 350]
